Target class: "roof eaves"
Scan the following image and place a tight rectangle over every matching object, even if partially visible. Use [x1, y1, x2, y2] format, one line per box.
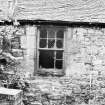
[17, 19, 105, 28]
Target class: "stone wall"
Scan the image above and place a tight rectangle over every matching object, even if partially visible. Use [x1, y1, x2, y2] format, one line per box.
[24, 25, 36, 75]
[24, 74, 105, 105]
[1, 25, 105, 105]
[65, 27, 105, 76]
[1, 25, 105, 77]
[17, 26, 105, 76]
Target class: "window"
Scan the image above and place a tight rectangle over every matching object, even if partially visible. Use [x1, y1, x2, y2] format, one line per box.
[11, 37, 21, 49]
[38, 26, 65, 70]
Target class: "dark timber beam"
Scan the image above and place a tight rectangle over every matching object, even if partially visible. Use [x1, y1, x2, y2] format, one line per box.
[1, 19, 105, 28]
[18, 20, 105, 28]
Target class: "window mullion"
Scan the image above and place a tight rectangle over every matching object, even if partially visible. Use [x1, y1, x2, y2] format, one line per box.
[54, 51, 56, 69]
[47, 30, 48, 48]
[55, 31, 57, 49]
[54, 31, 57, 69]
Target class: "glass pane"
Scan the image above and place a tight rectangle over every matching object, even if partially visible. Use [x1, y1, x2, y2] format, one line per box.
[39, 39, 47, 48]
[56, 40, 63, 48]
[57, 30, 64, 38]
[56, 51, 63, 59]
[55, 60, 63, 69]
[48, 39, 55, 48]
[11, 42, 20, 49]
[48, 30, 55, 38]
[40, 29, 47, 38]
[11, 37, 20, 42]
[39, 50, 54, 68]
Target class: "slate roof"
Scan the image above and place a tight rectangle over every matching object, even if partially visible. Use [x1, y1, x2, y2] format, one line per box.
[12, 0, 105, 23]
[0, 0, 9, 21]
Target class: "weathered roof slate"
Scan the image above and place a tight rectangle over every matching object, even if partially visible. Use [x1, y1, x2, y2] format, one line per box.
[13, 0, 105, 23]
[0, 0, 9, 20]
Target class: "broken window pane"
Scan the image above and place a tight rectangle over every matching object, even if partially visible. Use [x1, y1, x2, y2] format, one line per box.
[56, 51, 63, 59]
[48, 39, 55, 48]
[56, 40, 63, 48]
[39, 50, 54, 68]
[40, 29, 47, 38]
[48, 30, 55, 38]
[57, 30, 64, 38]
[39, 39, 47, 48]
[55, 60, 63, 69]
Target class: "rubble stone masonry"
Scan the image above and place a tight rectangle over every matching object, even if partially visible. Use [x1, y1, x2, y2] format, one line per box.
[65, 27, 105, 76]
[12, 25, 105, 105]
[2, 25, 105, 77]
[1, 25, 105, 105]
[18, 25, 105, 77]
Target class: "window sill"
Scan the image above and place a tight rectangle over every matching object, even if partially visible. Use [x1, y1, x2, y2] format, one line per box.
[37, 69, 65, 77]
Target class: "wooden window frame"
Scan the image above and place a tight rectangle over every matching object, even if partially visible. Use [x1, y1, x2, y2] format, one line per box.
[36, 25, 66, 75]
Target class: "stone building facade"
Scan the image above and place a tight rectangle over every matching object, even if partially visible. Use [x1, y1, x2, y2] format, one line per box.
[0, 24, 104, 77]
[18, 25, 105, 76]
[1, 0, 105, 105]
[0, 0, 105, 77]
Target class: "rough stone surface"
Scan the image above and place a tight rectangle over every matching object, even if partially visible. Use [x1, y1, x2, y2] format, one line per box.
[1, 25, 105, 105]
[21, 74, 105, 105]
[65, 27, 105, 76]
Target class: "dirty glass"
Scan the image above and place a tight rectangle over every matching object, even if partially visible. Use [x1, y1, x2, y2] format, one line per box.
[57, 30, 64, 38]
[48, 39, 55, 48]
[40, 29, 47, 38]
[39, 39, 47, 48]
[48, 30, 55, 38]
[56, 40, 63, 48]
[39, 50, 54, 68]
[55, 60, 63, 69]
[56, 51, 63, 59]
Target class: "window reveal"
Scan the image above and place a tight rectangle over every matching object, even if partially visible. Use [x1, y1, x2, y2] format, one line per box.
[38, 27, 64, 69]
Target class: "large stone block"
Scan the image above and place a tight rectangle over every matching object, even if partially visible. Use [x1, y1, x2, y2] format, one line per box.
[0, 87, 23, 105]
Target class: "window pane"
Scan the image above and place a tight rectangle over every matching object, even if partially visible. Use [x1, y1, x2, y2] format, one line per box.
[11, 42, 20, 49]
[39, 50, 54, 68]
[56, 51, 63, 59]
[55, 60, 63, 69]
[48, 39, 55, 48]
[11, 37, 20, 49]
[57, 30, 64, 38]
[56, 40, 63, 48]
[40, 29, 47, 38]
[39, 39, 47, 48]
[11, 37, 20, 42]
[48, 30, 55, 38]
